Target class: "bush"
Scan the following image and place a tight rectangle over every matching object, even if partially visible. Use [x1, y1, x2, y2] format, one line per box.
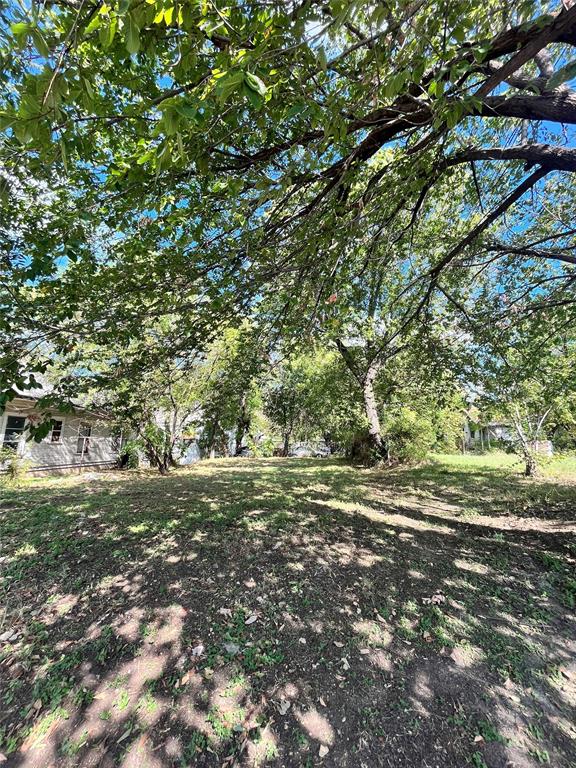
[433, 408, 465, 452]
[0, 447, 31, 484]
[118, 439, 140, 469]
[247, 434, 275, 457]
[384, 407, 436, 463]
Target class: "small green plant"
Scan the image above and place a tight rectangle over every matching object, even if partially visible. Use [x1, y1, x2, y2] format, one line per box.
[60, 730, 89, 757]
[116, 689, 130, 710]
[530, 747, 550, 764]
[471, 752, 488, 768]
[527, 722, 544, 740]
[0, 726, 19, 755]
[182, 730, 210, 760]
[72, 687, 94, 707]
[206, 707, 234, 740]
[137, 691, 158, 714]
[264, 741, 279, 759]
[383, 407, 437, 463]
[561, 576, 576, 609]
[476, 719, 507, 744]
[538, 552, 563, 572]
[294, 729, 309, 749]
[119, 439, 141, 469]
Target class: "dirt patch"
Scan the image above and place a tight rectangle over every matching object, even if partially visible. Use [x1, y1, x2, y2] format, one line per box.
[0, 457, 575, 767]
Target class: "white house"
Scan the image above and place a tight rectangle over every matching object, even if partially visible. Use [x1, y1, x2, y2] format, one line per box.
[464, 418, 553, 455]
[1, 392, 121, 474]
[472, 420, 515, 448]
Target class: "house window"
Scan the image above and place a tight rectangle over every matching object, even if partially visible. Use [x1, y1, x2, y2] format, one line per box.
[51, 420, 63, 443]
[76, 423, 91, 455]
[2, 416, 26, 451]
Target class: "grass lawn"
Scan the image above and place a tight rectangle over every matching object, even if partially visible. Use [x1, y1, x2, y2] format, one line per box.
[0, 454, 575, 768]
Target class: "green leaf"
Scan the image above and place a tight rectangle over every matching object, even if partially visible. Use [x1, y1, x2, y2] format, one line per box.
[243, 82, 262, 109]
[60, 138, 68, 172]
[285, 102, 306, 120]
[83, 77, 95, 99]
[85, 14, 102, 34]
[244, 72, 267, 97]
[162, 106, 179, 135]
[173, 101, 197, 119]
[31, 27, 50, 57]
[547, 60, 576, 90]
[125, 14, 140, 54]
[11, 21, 31, 45]
[99, 17, 117, 48]
[216, 70, 244, 101]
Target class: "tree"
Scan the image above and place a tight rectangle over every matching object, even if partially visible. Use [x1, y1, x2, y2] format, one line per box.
[474, 326, 576, 476]
[2, 1, 576, 454]
[193, 324, 266, 458]
[3, 1, 576, 287]
[264, 359, 310, 456]
[2, 1, 576, 392]
[74, 324, 203, 473]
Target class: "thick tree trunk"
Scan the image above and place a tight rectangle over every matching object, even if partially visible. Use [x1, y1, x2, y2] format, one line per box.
[524, 451, 538, 477]
[362, 366, 389, 461]
[282, 431, 290, 457]
[335, 338, 389, 463]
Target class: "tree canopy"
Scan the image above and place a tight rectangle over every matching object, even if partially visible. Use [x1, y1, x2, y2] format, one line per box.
[1, 0, 575, 465]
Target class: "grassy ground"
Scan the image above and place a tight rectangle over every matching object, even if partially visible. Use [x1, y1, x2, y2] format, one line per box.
[0, 453, 575, 768]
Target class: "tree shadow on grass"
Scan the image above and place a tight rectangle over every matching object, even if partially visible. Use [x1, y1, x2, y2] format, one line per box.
[0, 458, 575, 767]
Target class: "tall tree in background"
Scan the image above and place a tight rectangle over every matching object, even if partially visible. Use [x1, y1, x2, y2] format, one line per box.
[193, 324, 266, 458]
[474, 324, 576, 476]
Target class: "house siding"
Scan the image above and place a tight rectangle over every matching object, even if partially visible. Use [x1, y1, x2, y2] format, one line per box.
[0, 401, 119, 473]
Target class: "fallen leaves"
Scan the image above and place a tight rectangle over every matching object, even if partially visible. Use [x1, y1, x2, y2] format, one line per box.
[319, 744, 330, 758]
[223, 642, 241, 656]
[180, 671, 192, 686]
[276, 699, 291, 715]
[422, 592, 446, 605]
[245, 614, 258, 625]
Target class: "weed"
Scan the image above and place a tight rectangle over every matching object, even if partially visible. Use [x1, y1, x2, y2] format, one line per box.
[61, 730, 89, 756]
[528, 722, 544, 740]
[471, 752, 488, 768]
[530, 747, 551, 763]
[475, 718, 507, 744]
[182, 730, 210, 761]
[116, 689, 130, 710]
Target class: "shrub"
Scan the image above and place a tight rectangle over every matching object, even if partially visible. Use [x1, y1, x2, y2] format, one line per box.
[247, 434, 275, 457]
[0, 447, 31, 484]
[384, 407, 436, 463]
[118, 440, 140, 469]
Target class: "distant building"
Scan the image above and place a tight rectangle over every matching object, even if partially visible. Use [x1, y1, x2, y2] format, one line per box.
[465, 418, 553, 455]
[1, 388, 121, 474]
[472, 420, 514, 448]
